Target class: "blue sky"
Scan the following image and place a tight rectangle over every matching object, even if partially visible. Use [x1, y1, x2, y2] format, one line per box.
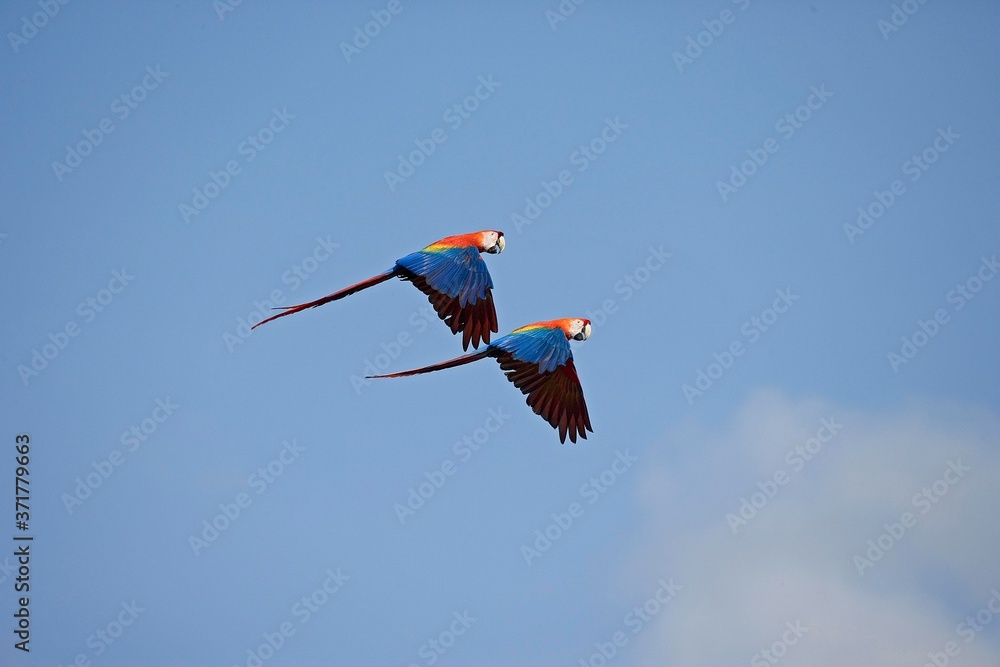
[2, 1, 999, 665]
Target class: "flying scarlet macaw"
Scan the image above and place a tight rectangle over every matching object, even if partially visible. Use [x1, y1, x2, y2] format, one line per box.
[368, 318, 593, 443]
[252, 230, 505, 350]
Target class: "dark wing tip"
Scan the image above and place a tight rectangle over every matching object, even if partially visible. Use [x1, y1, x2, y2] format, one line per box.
[498, 354, 592, 444]
[406, 274, 497, 350]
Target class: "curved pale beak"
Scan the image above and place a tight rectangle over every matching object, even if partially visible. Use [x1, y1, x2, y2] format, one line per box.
[574, 323, 592, 341]
[490, 235, 505, 254]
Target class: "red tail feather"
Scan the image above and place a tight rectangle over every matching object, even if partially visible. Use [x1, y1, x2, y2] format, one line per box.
[367, 350, 491, 379]
[251, 269, 397, 330]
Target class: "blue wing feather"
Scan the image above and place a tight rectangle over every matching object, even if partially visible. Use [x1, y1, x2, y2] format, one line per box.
[395, 248, 492, 307]
[490, 327, 570, 374]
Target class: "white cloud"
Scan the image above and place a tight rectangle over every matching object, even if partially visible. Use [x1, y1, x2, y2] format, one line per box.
[621, 389, 1000, 666]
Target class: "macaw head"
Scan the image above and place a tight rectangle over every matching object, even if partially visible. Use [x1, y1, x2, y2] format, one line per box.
[479, 230, 505, 255]
[567, 318, 592, 341]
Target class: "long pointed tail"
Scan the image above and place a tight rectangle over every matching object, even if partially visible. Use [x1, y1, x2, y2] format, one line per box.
[367, 349, 491, 379]
[251, 269, 398, 330]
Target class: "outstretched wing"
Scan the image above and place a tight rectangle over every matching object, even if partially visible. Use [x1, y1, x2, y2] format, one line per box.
[490, 329, 593, 443]
[396, 247, 498, 350]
